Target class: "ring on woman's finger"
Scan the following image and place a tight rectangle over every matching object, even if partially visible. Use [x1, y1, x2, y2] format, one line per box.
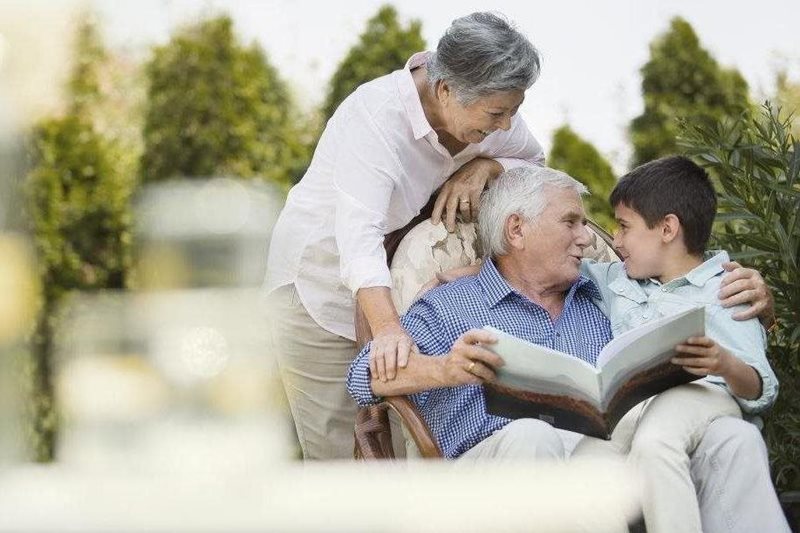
[460, 199, 470, 205]
[467, 361, 476, 374]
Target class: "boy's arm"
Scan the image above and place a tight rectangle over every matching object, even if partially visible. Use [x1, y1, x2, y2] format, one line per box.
[673, 336, 763, 400]
[697, 306, 777, 414]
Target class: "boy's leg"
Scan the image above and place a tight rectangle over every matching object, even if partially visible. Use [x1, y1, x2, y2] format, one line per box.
[628, 382, 741, 533]
[692, 417, 790, 533]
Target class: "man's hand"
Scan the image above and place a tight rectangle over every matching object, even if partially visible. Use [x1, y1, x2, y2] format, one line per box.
[438, 329, 503, 386]
[369, 324, 418, 382]
[672, 336, 733, 377]
[414, 263, 483, 301]
[720, 261, 775, 326]
[431, 158, 503, 232]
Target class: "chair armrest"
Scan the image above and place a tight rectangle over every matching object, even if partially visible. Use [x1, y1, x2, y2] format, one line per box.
[384, 396, 443, 458]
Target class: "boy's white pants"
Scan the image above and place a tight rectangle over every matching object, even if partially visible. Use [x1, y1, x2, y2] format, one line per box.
[574, 382, 789, 533]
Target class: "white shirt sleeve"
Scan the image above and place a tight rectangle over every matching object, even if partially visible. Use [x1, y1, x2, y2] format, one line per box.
[487, 114, 546, 170]
[331, 97, 400, 295]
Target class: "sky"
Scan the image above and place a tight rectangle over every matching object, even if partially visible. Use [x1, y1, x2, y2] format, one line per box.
[86, 0, 800, 171]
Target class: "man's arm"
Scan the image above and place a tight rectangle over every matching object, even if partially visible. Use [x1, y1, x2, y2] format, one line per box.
[371, 329, 503, 397]
[720, 261, 775, 326]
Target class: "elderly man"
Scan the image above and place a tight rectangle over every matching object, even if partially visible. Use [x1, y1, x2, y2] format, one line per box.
[347, 166, 608, 459]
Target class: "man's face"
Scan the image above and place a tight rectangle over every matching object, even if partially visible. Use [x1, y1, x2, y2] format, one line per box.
[613, 203, 665, 279]
[523, 186, 591, 289]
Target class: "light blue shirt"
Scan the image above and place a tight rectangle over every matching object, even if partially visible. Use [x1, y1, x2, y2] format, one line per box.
[581, 250, 777, 414]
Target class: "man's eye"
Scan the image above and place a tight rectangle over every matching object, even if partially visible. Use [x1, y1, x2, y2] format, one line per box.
[489, 112, 504, 117]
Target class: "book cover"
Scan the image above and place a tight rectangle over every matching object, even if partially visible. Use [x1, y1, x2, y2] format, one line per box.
[483, 306, 705, 439]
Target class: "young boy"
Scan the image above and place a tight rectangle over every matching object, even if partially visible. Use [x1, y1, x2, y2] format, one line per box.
[578, 155, 778, 533]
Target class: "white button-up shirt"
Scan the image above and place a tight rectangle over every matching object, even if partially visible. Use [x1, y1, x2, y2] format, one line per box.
[265, 52, 544, 340]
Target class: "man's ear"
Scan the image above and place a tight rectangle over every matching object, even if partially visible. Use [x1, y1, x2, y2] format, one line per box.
[660, 214, 681, 244]
[504, 213, 526, 250]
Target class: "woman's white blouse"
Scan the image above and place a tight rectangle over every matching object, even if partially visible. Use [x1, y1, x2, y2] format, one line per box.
[265, 52, 544, 340]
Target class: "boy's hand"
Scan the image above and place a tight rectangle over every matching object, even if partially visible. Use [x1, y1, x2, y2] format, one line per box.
[672, 336, 733, 378]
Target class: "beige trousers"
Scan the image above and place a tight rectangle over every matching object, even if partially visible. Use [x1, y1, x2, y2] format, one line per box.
[574, 382, 743, 533]
[268, 284, 406, 460]
[268, 284, 359, 460]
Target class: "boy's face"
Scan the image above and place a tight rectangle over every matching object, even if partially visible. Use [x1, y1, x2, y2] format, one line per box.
[612, 203, 666, 279]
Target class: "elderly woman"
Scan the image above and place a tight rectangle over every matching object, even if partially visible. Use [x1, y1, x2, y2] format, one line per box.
[265, 12, 545, 459]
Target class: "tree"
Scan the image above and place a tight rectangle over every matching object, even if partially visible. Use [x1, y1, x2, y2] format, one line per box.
[25, 15, 133, 460]
[548, 125, 617, 231]
[140, 15, 308, 186]
[680, 104, 800, 492]
[775, 69, 800, 138]
[322, 5, 425, 122]
[629, 17, 750, 167]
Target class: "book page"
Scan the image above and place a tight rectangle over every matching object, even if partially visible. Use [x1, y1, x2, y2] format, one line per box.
[484, 326, 602, 405]
[596, 306, 705, 406]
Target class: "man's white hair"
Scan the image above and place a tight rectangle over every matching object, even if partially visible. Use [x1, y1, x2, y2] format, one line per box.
[478, 166, 588, 258]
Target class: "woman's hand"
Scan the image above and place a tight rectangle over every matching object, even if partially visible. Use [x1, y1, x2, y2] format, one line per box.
[369, 324, 418, 382]
[438, 329, 502, 386]
[720, 261, 775, 326]
[432, 158, 503, 232]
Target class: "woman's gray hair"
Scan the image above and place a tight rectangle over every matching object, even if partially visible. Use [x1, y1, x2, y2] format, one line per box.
[427, 12, 541, 104]
[478, 166, 588, 258]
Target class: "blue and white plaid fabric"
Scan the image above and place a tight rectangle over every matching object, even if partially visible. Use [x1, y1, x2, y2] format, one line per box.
[347, 258, 613, 458]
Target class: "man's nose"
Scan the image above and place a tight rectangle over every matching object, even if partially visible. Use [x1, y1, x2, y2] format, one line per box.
[576, 225, 592, 247]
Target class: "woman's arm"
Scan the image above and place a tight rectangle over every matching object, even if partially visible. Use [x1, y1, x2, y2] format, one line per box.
[356, 287, 417, 382]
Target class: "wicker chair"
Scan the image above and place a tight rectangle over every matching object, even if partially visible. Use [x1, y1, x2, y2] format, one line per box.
[353, 197, 621, 460]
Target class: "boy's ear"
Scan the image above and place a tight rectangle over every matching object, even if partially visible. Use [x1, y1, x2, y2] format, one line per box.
[660, 214, 681, 244]
[505, 213, 526, 250]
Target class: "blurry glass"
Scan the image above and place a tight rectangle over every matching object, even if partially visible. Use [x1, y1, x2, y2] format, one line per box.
[0, 236, 38, 468]
[0, 0, 76, 469]
[55, 288, 293, 474]
[135, 178, 282, 289]
[55, 178, 291, 474]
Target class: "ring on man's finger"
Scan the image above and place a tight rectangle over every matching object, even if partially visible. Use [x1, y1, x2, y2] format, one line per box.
[467, 361, 476, 374]
[460, 199, 470, 205]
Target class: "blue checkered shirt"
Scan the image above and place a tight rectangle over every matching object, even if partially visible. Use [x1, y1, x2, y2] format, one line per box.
[347, 258, 613, 459]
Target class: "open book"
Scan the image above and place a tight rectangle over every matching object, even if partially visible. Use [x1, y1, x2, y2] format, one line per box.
[483, 306, 705, 439]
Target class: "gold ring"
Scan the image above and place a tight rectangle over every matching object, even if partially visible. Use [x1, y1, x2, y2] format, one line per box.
[467, 361, 476, 374]
[460, 199, 470, 204]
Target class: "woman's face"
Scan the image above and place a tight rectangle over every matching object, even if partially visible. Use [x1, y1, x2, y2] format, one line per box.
[440, 87, 525, 144]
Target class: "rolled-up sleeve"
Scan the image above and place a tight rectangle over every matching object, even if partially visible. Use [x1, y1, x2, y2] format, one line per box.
[332, 98, 401, 295]
[347, 344, 381, 406]
[705, 306, 778, 414]
[488, 114, 545, 171]
[345, 296, 452, 408]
